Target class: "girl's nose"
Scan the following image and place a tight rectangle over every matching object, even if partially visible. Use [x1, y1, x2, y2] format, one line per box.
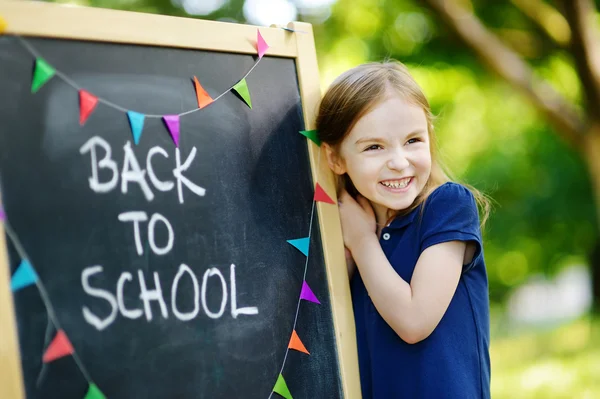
[387, 149, 410, 171]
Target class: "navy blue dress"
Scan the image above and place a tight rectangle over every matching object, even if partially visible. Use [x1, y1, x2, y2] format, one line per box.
[351, 182, 491, 398]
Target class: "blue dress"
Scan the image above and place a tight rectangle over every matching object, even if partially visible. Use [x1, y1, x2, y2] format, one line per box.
[351, 182, 491, 398]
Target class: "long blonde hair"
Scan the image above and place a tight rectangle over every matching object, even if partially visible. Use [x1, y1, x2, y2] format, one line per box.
[316, 60, 490, 228]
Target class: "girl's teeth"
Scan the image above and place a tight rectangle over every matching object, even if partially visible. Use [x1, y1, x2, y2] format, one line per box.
[381, 178, 410, 189]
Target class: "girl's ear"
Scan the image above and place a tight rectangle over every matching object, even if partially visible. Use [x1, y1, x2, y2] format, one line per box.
[323, 143, 346, 175]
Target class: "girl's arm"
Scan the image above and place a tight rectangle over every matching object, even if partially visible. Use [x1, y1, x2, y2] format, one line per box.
[338, 189, 464, 344]
[350, 234, 463, 344]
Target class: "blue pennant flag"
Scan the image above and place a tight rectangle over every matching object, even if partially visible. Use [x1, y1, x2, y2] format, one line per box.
[127, 111, 145, 145]
[287, 237, 310, 257]
[11, 259, 38, 292]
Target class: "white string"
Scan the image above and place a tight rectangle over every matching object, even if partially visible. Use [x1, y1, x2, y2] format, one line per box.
[3, 221, 95, 385]
[268, 145, 322, 399]
[16, 35, 262, 119]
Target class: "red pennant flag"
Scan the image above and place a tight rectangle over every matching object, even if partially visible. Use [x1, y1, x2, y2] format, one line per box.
[288, 330, 310, 355]
[314, 183, 335, 204]
[193, 76, 213, 109]
[79, 90, 98, 125]
[43, 329, 74, 363]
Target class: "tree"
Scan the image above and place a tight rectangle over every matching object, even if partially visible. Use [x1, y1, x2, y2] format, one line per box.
[420, 0, 600, 308]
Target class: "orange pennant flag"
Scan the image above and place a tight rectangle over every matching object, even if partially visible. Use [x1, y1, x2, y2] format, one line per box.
[288, 330, 310, 355]
[43, 329, 74, 363]
[193, 76, 213, 109]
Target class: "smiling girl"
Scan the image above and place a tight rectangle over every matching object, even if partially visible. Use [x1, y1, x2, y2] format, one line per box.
[317, 61, 491, 398]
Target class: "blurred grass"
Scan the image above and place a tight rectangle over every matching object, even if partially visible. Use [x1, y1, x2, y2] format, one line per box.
[491, 315, 600, 398]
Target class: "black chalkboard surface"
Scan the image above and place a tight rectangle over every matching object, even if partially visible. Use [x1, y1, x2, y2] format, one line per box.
[0, 4, 360, 399]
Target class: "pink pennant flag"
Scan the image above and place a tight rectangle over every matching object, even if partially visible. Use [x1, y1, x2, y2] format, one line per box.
[163, 115, 180, 147]
[257, 29, 269, 59]
[43, 329, 74, 363]
[0, 206, 5, 221]
[300, 281, 320, 304]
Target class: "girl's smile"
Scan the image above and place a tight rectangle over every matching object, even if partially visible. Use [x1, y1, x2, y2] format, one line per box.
[379, 177, 413, 191]
[325, 93, 432, 225]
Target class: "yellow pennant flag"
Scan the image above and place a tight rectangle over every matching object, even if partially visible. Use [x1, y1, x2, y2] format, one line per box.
[0, 16, 7, 34]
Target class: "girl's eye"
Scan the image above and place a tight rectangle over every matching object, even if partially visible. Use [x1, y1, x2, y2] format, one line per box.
[406, 138, 420, 145]
[364, 144, 382, 151]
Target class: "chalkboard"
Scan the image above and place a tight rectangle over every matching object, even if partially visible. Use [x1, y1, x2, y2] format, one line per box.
[0, 3, 360, 399]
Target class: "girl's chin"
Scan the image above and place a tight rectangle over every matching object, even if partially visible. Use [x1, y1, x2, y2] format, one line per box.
[379, 195, 417, 212]
[371, 198, 414, 213]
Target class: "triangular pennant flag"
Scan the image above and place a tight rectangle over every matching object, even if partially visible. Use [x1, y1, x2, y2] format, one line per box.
[257, 29, 269, 59]
[43, 329, 74, 363]
[0, 206, 5, 221]
[0, 16, 7, 34]
[286, 237, 309, 257]
[11, 259, 38, 292]
[31, 58, 55, 93]
[127, 111, 145, 145]
[79, 90, 98, 126]
[314, 183, 335, 204]
[232, 78, 252, 109]
[299, 130, 321, 146]
[288, 330, 310, 355]
[84, 383, 106, 399]
[273, 374, 293, 399]
[300, 281, 321, 304]
[193, 76, 214, 109]
[163, 115, 181, 147]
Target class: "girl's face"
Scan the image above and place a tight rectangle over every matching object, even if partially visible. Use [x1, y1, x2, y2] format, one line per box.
[327, 94, 432, 224]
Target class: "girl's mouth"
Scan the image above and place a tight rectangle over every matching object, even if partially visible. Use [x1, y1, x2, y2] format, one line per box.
[380, 177, 412, 191]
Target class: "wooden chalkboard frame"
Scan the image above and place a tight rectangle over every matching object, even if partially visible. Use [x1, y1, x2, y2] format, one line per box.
[0, 1, 360, 398]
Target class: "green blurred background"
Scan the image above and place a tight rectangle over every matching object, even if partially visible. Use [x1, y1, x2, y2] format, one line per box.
[45, 0, 600, 397]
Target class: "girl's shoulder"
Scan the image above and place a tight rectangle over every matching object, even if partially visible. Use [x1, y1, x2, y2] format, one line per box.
[424, 182, 477, 210]
[418, 181, 481, 233]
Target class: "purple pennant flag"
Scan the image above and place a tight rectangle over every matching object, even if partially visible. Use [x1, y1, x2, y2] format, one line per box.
[0, 206, 5, 221]
[300, 281, 320, 304]
[162, 115, 180, 147]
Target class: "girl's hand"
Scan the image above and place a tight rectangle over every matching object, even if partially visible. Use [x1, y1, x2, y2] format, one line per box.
[338, 189, 377, 252]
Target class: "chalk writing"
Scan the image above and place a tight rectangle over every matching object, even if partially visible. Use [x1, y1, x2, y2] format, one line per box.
[79, 137, 258, 331]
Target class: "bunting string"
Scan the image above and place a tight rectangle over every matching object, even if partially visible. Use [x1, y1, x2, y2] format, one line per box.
[268, 147, 322, 399]
[1, 24, 335, 399]
[16, 35, 261, 119]
[2, 220, 97, 389]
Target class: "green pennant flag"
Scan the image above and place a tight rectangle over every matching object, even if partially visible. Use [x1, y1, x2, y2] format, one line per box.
[299, 130, 321, 146]
[84, 383, 106, 399]
[273, 374, 293, 399]
[31, 58, 56, 93]
[232, 78, 252, 108]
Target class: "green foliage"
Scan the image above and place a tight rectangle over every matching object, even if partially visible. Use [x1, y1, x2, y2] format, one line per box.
[313, 0, 598, 301]
[491, 316, 600, 398]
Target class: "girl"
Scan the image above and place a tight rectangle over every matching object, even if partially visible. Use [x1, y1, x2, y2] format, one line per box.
[316, 61, 491, 398]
